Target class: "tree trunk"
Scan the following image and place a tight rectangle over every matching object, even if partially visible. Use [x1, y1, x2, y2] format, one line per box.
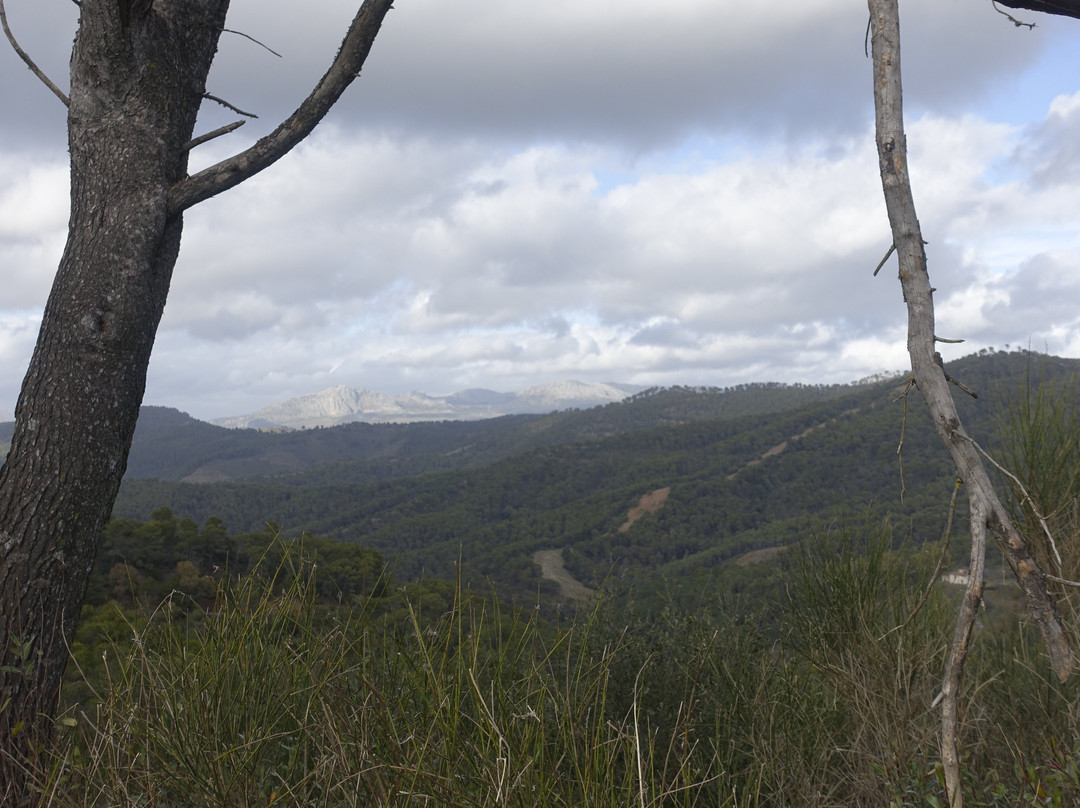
[867, 1, 1072, 805]
[0, 0, 229, 798]
[0, 0, 393, 797]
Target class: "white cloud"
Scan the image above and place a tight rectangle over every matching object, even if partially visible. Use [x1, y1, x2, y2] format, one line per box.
[2, 1, 1080, 419]
[1048, 89, 1080, 119]
[0, 155, 67, 310]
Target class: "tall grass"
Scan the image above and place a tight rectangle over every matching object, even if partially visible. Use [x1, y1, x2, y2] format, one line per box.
[29, 518, 1080, 808]
[37, 553, 723, 807]
[997, 367, 1080, 615]
[781, 523, 949, 805]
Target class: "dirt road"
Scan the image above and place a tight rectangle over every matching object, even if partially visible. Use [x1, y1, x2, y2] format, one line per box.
[533, 549, 595, 601]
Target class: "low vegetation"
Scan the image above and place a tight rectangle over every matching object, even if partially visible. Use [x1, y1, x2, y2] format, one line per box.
[6, 516, 1076, 807]
[6, 350, 1078, 806]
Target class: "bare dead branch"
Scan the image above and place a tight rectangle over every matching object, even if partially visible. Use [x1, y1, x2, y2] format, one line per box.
[1045, 572, 1080, 588]
[223, 27, 283, 58]
[937, 348, 978, 398]
[992, 0, 1080, 21]
[0, 0, 70, 106]
[202, 93, 258, 119]
[867, 2, 1072, 803]
[940, 500, 988, 808]
[934, 336, 965, 344]
[873, 243, 895, 276]
[963, 433, 1063, 568]
[183, 120, 246, 152]
[946, 373, 979, 399]
[870, 0, 1071, 674]
[169, 0, 395, 216]
[874, 239, 926, 277]
[993, 0, 1038, 26]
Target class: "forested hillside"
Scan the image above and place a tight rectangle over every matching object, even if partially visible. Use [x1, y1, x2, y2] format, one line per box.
[106, 350, 1080, 606]
[12, 349, 1080, 805]
[117, 374, 876, 482]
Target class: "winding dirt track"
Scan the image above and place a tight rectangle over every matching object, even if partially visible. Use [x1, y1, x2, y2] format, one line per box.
[532, 549, 595, 601]
[534, 407, 863, 594]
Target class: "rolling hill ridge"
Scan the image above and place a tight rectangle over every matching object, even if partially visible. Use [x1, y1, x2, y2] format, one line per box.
[106, 350, 1079, 604]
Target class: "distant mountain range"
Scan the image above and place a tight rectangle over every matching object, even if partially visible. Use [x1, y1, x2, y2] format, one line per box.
[5, 349, 1077, 605]
[103, 349, 1080, 603]
[210, 381, 645, 429]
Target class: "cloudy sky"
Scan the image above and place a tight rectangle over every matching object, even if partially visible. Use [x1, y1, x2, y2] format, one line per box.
[2, 0, 1080, 421]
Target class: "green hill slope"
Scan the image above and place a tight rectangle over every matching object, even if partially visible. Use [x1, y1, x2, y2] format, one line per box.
[109, 350, 1079, 603]
[114, 375, 874, 483]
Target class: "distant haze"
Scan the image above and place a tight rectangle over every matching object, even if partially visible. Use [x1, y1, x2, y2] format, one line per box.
[213, 381, 645, 429]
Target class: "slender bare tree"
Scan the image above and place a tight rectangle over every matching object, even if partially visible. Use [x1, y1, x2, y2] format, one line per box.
[0, 0, 393, 800]
[867, 1, 1076, 805]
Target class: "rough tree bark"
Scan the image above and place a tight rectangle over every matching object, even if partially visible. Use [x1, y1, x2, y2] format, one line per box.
[867, 1, 1072, 806]
[0, 0, 393, 801]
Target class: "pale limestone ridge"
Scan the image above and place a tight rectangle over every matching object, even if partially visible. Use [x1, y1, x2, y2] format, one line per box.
[212, 381, 642, 429]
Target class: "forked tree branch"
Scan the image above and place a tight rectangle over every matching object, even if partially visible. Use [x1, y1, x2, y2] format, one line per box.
[168, 0, 394, 215]
[0, 0, 70, 106]
[867, 1, 1073, 805]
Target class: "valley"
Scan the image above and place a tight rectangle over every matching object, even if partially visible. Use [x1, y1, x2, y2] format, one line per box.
[96, 349, 1075, 609]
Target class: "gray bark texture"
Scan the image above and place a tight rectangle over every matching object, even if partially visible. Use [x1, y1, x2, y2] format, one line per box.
[0, 0, 392, 801]
[867, 1, 1072, 805]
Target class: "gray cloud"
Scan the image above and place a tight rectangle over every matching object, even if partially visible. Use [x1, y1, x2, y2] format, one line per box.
[0, 0, 1060, 149]
[629, 320, 703, 349]
[2, 0, 1080, 420]
[1016, 92, 1080, 189]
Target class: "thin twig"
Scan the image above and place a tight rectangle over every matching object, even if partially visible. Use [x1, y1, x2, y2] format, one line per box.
[203, 93, 258, 119]
[873, 243, 896, 276]
[1045, 573, 1080, 589]
[222, 28, 283, 58]
[936, 352, 978, 398]
[961, 434, 1063, 568]
[893, 377, 915, 500]
[0, 0, 70, 106]
[183, 120, 246, 152]
[945, 373, 979, 399]
[992, 1, 1037, 28]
